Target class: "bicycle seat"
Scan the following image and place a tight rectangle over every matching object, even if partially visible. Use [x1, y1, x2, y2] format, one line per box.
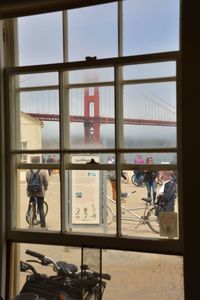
[141, 197, 152, 203]
[57, 261, 78, 274]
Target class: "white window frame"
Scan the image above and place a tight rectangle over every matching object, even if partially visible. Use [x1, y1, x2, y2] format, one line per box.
[5, 51, 182, 255]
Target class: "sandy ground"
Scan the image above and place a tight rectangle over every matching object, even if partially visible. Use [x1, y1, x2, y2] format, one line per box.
[17, 172, 184, 300]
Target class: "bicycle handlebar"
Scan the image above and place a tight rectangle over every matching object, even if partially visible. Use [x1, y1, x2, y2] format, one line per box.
[25, 249, 111, 281]
[26, 249, 45, 260]
[26, 249, 58, 268]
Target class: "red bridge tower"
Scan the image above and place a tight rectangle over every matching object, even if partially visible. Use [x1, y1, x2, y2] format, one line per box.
[84, 87, 100, 144]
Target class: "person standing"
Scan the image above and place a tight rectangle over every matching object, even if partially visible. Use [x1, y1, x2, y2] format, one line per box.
[133, 154, 145, 186]
[143, 157, 158, 203]
[108, 158, 128, 202]
[26, 156, 49, 229]
[47, 155, 53, 176]
[156, 170, 177, 213]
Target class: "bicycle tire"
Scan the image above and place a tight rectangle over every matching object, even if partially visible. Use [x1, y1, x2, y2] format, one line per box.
[26, 201, 48, 226]
[131, 174, 145, 187]
[121, 172, 129, 184]
[147, 206, 160, 234]
[106, 206, 115, 225]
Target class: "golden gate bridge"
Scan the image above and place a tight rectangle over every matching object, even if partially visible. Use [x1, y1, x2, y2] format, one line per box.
[22, 87, 176, 144]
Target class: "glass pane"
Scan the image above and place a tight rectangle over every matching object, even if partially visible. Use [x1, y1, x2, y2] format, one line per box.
[16, 244, 81, 297]
[19, 72, 58, 87]
[19, 153, 60, 166]
[66, 153, 115, 164]
[16, 168, 60, 231]
[17, 12, 63, 66]
[123, 62, 176, 80]
[123, 0, 180, 56]
[118, 153, 178, 238]
[67, 3, 118, 61]
[122, 82, 176, 148]
[14, 244, 183, 299]
[68, 68, 114, 84]
[16, 89, 59, 150]
[66, 85, 115, 148]
[65, 166, 116, 235]
[103, 250, 184, 300]
[124, 153, 177, 164]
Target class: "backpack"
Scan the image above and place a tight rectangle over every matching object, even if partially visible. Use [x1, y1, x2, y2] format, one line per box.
[27, 170, 42, 193]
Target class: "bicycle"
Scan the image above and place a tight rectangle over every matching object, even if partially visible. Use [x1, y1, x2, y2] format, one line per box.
[19, 249, 111, 300]
[106, 195, 160, 234]
[26, 197, 48, 228]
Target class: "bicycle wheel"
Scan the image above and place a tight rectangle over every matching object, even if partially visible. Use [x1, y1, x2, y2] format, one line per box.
[106, 206, 115, 225]
[26, 201, 48, 226]
[26, 204, 36, 227]
[26, 204, 39, 226]
[121, 172, 129, 184]
[131, 174, 139, 187]
[147, 206, 160, 234]
[43, 201, 48, 217]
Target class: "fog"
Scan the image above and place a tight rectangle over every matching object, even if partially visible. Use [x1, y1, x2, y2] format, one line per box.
[42, 122, 176, 149]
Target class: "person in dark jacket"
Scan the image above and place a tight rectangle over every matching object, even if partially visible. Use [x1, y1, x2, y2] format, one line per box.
[143, 157, 158, 203]
[157, 170, 177, 212]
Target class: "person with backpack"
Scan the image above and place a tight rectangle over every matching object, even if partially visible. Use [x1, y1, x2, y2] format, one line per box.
[26, 156, 49, 229]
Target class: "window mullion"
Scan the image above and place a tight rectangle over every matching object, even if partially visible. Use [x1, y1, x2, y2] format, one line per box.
[115, 65, 123, 237]
[59, 70, 66, 232]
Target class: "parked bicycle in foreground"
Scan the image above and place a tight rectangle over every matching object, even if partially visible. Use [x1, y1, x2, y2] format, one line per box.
[18, 249, 111, 300]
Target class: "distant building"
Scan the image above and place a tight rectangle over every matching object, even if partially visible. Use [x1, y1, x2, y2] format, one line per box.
[20, 112, 43, 181]
[20, 112, 43, 163]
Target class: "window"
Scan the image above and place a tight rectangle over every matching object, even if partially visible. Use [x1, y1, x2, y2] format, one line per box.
[2, 1, 183, 298]
[6, 0, 181, 247]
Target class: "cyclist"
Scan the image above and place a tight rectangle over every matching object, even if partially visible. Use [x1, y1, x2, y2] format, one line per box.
[26, 156, 49, 229]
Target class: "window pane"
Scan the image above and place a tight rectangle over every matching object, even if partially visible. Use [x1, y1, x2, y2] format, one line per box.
[68, 68, 114, 84]
[67, 169, 115, 234]
[19, 72, 58, 87]
[120, 168, 178, 238]
[123, 62, 176, 80]
[15, 88, 59, 150]
[17, 12, 63, 66]
[16, 244, 81, 296]
[103, 250, 184, 300]
[66, 153, 115, 164]
[123, 153, 177, 164]
[66, 85, 115, 149]
[67, 3, 118, 61]
[123, 0, 180, 55]
[122, 82, 176, 148]
[14, 245, 184, 299]
[15, 168, 60, 231]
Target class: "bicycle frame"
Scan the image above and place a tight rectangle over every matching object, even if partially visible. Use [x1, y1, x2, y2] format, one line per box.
[107, 196, 154, 229]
